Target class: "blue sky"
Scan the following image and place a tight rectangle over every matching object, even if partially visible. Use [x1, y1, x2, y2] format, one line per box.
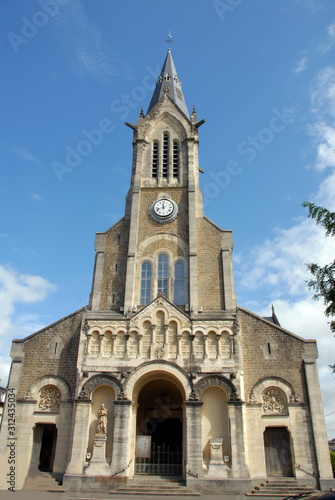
[1, 0, 335, 437]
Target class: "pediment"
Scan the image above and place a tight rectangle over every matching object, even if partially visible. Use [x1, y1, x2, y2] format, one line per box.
[129, 296, 191, 328]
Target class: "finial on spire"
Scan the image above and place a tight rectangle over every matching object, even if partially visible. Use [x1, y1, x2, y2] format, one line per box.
[165, 31, 174, 44]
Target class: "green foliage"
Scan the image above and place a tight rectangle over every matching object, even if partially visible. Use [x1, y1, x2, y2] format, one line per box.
[303, 202, 335, 372]
[330, 452, 335, 477]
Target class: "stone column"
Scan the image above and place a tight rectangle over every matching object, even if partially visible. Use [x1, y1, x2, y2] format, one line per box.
[185, 401, 203, 478]
[228, 402, 249, 478]
[65, 400, 91, 474]
[110, 400, 132, 477]
[304, 358, 335, 489]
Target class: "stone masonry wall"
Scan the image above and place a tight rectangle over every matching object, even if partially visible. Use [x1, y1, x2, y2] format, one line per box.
[197, 218, 224, 310]
[16, 308, 84, 399]
[100, 218, 130, 310]
[238, 308, 309, 402]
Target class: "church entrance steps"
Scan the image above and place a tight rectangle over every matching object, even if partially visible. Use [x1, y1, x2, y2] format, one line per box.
[22, 471, 66, 492]
[109, 475, 201, 496]
[246, 478, 319, 497]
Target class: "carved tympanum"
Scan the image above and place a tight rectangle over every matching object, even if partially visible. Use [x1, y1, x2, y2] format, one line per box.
[38, 385, 61, 411]
[262, 387, 287, 415]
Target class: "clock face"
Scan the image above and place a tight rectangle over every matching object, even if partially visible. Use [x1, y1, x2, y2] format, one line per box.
[149, 198, 178, 224]
[153, 199, 174, 217]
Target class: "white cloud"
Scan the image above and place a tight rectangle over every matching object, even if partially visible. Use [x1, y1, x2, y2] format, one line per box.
[11, 146, 43, 166]
[235, 63, 335, 438]
[318, 21, 335, 54]
[0, 265, 57, 385]
[51, 0, 130, 84]
[30, 192, 44, 202]
[293, 55, 309, 75]
[310, 66, 335, 118]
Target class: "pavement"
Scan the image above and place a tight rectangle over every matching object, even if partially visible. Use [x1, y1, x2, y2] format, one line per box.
[0, 492, 307, 500]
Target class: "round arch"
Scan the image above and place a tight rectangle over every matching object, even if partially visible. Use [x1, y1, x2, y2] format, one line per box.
[249, 376, 299, 404]
[79, 374, 122, 400]
[194, 374, 238, 401]
[124, 360, 191, 402]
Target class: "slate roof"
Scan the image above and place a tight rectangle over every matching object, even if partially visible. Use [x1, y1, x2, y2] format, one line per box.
[147, 49, 189, 118]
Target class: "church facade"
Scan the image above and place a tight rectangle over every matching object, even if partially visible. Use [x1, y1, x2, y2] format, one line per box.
[0, 50, 334, 494]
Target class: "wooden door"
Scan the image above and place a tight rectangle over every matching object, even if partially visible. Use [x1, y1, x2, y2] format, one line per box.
[264, 427, 293, 477]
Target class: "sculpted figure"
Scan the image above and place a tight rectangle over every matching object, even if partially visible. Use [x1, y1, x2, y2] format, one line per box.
[96, 403, 107, 435]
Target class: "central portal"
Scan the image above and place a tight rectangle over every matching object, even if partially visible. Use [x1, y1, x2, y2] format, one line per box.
[135, 378, 183, 475]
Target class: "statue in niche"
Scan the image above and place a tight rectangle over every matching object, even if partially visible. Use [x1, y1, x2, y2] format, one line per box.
[96, 403, 108, 435]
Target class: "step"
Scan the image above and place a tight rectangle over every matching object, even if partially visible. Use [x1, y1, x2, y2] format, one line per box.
[246, 478, 318, 497]
[22, 472, 66, 492]
[111, 488, 201, 496]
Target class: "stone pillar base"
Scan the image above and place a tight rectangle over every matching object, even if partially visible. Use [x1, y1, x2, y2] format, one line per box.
[208, 463, 230, 478]
[85, 435, 110, 475]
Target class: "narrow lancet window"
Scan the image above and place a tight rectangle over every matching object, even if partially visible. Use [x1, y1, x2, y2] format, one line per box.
[140, 261, 152, 305]
[152, 141, 159, 178]
[158, 253, 169, 297]
[162, 133, 169, 178]
[174, 260, 185, 304]
[173, 140, 179, 178]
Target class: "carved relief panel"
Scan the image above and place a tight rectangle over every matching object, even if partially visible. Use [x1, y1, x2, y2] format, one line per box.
[141, 321, 151, 357]
[128, 332, 139, 358]
[38, 385, 61, 411]
[262, 387, 288, 415]
[219, 333, 230, 359]
[102, 331, 113, 357]
[194, 331, 204, 359]
[207, 331, 218, 359]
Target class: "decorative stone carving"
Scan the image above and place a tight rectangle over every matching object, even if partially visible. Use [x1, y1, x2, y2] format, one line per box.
[229, 389, 239, 402]
[117, 390, 128, 400]
[141, 321, 151, 357]
[249, 390, 257, 403]
[189, 390, 199, 401]
[89, 331, 100, 356]
[181, 332, 191, 358]
[78, 388, 89, 400]
[290, 392, 300, 403]
[128, 333, 139, 358]
[25, 389, 34, 400]
[154, 348, 164, 359]
[220, 334, 230, 359]
[167, 321, 178, 358]
[102, 331, 113, 357]
[194, 332, 204, 359]
[262, 387, 287, 414]
[38, 385, 61, 411]
[96, 404, 107, 435]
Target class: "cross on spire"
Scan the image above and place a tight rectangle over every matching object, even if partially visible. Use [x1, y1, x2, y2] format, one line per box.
[165, 31, 174, 44]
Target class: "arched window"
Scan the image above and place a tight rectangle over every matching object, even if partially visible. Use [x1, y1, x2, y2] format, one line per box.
[158, 253, 169, 298]
[173, 140, 179, 178]
[174, 260, 185, 304]
[152, 141, 159, 178]
[140, 261, 152, 305]
[162, 133, 169, 178]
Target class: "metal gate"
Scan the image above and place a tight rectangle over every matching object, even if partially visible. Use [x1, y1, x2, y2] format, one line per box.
[135, 442, 182, 475]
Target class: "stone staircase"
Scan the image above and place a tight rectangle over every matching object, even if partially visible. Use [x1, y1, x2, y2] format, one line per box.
[22, 471, 66, 492]
[247, 478, 318, 497]
[110, 475, 201, 496]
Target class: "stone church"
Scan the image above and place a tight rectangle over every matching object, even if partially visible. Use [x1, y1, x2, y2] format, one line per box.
[0, 49, 334, 495]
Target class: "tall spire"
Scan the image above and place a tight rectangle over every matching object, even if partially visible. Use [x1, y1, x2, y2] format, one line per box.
[147, 49, 189, 117]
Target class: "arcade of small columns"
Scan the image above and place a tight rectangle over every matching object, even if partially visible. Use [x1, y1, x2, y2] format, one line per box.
[84, 313, 235, 361]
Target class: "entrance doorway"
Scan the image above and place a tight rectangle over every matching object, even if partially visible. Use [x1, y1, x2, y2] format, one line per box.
[135, 379, 183, 475]
[264, 427, 293, 477]
[31, 424, 57, 473]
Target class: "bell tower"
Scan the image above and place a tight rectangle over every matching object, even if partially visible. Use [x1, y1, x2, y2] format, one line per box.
[89, 49, 236, 317]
